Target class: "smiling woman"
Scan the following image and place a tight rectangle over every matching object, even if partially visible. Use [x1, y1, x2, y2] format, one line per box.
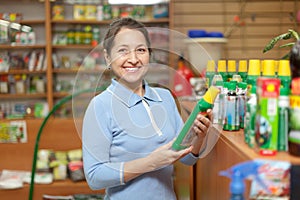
[81, 17, 213, 200]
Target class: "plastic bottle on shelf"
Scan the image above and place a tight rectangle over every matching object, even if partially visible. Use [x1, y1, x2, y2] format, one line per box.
[238, 60, 248, 82]
[277, 59, 291, 90]
[218, 60, 228, 82]
[172, 86, 220, 151]
[223, 81, 240, 131]
[211, 74, 224, 125]
[227, 60, 237, 81]
[278, 87, 290, 151]
[262, 59, 276, 77]
[232, 74, 242, 83]
[237, 82, 247, 129]
[247, 59, 261, 90]
[205, 60, 216, 89]
[173, 55, 194, 97]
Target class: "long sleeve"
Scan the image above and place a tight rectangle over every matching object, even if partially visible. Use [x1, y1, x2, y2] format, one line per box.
[82, 99, 124, 190]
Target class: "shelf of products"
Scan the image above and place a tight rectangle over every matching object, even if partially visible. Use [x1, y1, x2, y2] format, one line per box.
[0, 0, 172, 120]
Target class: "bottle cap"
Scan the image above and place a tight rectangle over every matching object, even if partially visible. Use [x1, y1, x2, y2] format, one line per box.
[218, 60, 226, 72]
[227, 60, 236, 72]
[248, 59, 261, 76]
[203, 86, 220, 104]
[278, 60, 291, 77]
[206, 60, 215, 72]
[262, 60, 275, 76]
[238, 60, 247, 72]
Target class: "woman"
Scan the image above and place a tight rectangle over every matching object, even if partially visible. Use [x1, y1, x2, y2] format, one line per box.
[82, 17, 212, 200]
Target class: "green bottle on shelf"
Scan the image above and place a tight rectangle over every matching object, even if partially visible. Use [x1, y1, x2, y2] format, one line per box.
[218, 60, 228, 83]
[227, 60, 237, 81]
[172, 86, 220, 151]
[262, 59, 276, 77]
[278, 59, 292, 90]
[205, 60, 216, 88]
[247, 59, 261, 90]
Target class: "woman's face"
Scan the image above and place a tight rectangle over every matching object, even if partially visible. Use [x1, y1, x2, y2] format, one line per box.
[106, 28, 150, 89]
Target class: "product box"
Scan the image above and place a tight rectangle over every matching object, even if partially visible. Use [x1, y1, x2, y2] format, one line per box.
[288, 77, 300, 157]
[255, 77, 280, 155]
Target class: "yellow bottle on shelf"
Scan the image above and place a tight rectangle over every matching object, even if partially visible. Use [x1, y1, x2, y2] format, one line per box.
[238, 60, 248, 82]
[262, 59, 276, 77]
[205, 60, 216, 88]
[247, 59, 261, 89]
[227, 60, 237, 81]
[218, 60, 228, 82]
[278, 59, 291, 89]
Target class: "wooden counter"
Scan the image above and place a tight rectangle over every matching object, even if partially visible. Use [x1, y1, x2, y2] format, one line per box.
[180, 100, 300, 200]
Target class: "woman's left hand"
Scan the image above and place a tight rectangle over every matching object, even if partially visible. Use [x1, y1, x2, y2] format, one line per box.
[190, 109, 213, 156]
[193, 109, 212, 139]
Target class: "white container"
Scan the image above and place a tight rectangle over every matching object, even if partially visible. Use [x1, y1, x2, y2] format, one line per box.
[185, 37, 227, 74]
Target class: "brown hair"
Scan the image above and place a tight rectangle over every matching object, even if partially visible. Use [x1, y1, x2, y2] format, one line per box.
[103, 17, 152, 55]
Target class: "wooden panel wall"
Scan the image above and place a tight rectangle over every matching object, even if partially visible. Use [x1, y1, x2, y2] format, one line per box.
[172, 0, 300, 60]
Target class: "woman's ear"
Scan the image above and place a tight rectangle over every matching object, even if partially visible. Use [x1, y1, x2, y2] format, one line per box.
[104, 49, 111, 65]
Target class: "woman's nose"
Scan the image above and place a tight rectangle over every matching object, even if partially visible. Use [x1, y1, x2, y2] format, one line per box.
[127, 50, 138, 63]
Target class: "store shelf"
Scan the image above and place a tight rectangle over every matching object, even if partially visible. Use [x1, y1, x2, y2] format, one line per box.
[20, 19, 45, 24]
[52, 44, 95, 50]
[0, 44, 46, 49]
[181, 100, 300, 164]
[0, 69, 46, 75]
[0, 93, 47, 99]
[51, 17, 169, 25]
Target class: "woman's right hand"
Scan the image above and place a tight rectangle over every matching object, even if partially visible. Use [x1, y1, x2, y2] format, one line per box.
[147, 139, 193, 171]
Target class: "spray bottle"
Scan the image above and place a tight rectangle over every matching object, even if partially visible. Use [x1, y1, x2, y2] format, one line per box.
[219, 160, 269, 200]
[172, 86, 220, 151]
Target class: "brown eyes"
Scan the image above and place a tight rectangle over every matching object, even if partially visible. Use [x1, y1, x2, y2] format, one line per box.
[117, 48, 148, 55]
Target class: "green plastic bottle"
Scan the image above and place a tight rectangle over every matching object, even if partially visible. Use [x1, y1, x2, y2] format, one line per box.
[218, 60, 228, 83]
[278, 87, 290, 151]
[247, 59, 261, 90]
[237, 82, 248, 129]
[238, 60, 248, 82]
[227, 60, 237, 81]
[205, 60, 216, 88]
[172, 86, 220, 151]
[244, 86, 257, 147]
[223, 81, 240, 131]
[278, 59, 291, 90]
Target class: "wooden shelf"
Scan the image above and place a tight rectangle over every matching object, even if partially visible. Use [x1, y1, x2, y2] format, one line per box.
[51, 18, 169, 24]
[0, 44, 46, 49]
[20, 19, 45, 25]
[52, 44, 94, 50]
[0, 93, 47, 99]
[0, 69, 46, 75]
